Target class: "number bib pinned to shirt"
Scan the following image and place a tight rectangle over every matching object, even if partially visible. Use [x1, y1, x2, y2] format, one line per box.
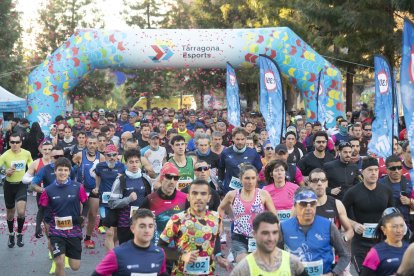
[303, 260, 323, 276]
[11, 160, 25, 171]
[101, 192, 111, 204]
[229, 176, 242, 190]
[55, 216, 73, 230]
[363, 223, 378, 239]
[277, 210, 292, 222]
[183, 256, 210, 275]
[248, 238, 257, 252]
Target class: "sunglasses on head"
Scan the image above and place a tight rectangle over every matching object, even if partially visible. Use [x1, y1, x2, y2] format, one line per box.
[165, 174, 180, 181]
[298, 201, 317, 208]
[106, 153, 117, 157]
[195, 166, 209, 172]
[382, 207, 400, 217]
[388, 166, 402, 171]
[10, 141, 21, 144]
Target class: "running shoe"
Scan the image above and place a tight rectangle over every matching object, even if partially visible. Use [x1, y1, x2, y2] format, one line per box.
[98, 226, 106, 234]
[49, 261, 56, 274]
[8, 232, 15, 248]
[84, 239, 95, 249]
[65, 256, 70, 268]
[16, 233, 24, 247]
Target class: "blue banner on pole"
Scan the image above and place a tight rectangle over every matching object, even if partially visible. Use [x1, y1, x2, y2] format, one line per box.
[316, 69, 327, 128]
[393, 68, 399, 139]
[368, 55, 394, 158]
[401, 18, 414, 185]
[259, 55, 285, 147]
[226, 63, 241, 127]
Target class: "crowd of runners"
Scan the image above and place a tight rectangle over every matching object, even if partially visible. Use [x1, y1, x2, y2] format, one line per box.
[2, 104, 414, 275]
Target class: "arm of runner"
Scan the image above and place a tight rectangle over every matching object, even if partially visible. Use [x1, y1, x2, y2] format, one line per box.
[217, 191, 234, 219]
[335, 199, 354, 241]
[23, 160, 38, 184]
[330, 223, 351, 275]
[108, 177, 132, 209]
[141, 156, 156, 178]
[93, 175, 101, 194]
[289, 254, 307, 276]
[261, 189, 277, 215]
[92, 250, 118, 276]
[72, 152, 81, 166]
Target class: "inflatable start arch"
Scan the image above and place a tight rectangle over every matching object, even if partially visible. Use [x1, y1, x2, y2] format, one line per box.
[27, 27, 344, 131]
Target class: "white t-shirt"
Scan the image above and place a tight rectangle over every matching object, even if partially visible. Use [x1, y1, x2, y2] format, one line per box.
[145, 146, 167, 174]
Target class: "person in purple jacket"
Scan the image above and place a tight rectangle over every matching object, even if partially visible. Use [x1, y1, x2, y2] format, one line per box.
[39, 157, 89, 276]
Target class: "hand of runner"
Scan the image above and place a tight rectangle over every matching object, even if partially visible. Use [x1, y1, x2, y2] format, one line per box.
[330, 187, 341, 196]
[353, 223, 364, 235]
[129, 192, 137, 201]
[92, 188, 99, 195]
[6, 167, 16, 177]
[216, 255, 232, 271]
[400, 195, 411, 205]
[181, 250, 199, 263]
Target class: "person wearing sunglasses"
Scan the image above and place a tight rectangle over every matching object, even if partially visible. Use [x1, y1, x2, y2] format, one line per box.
[360, 122, 373, 156]
[342, 157, 394, 274]
[218, 164, 276, 263]
[261, 140, 275, 167]
[93, 144, 125, 250]
[280, 187, 351, 276]
[298, 131, 334, 177]
[263, 159, 299, 223]
[361, 208, 409, 276]
[379, 155, 413, 229]
[0, 133, 33, 249]
[108, 148, 151, 245]
[181, 161, 220, 212]
[323, 141, 359, 200]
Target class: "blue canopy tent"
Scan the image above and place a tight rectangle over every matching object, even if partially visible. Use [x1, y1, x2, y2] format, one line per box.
[0, 85, 27, 120]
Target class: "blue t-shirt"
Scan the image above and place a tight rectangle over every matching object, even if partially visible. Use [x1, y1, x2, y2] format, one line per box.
[95, 161, 126, 203]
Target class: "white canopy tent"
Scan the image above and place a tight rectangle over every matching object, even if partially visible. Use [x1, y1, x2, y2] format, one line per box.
[0, 85, 26, 114]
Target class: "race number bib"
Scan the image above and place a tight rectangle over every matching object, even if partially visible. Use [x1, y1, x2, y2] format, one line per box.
[363, 223, 378, 239]
[11, 160, 25, 171]
[101, 192, 111, 204]
[303, 260, 323, 276]
[248, 238, 257, 252]
[177, 178, 192, 190]
[55, 216, 73, 230]
[229, 176, 242, 190]
[184, 256, 210, 275]
[130, 206, 139, 218]
[277, 210, 292, 222]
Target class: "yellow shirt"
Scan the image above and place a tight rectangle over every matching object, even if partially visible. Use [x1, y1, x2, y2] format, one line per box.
[0, 149, 33, 183]
[246, 250, 291, 276]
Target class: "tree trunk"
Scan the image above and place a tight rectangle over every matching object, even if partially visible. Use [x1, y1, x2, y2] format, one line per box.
[345, 65, 355, 112]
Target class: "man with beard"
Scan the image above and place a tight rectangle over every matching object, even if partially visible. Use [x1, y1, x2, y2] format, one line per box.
[72, 116, 84, 136]
[231, 212, 306, 276]
[73, 135, 105, 249]
[360, 123, 372, 156]
[83, 119, 93, 137]
[349, 137, 363, 171]
[159, 179, 231, 275]
[324, 142, 359, 200]
[210, 131, 225, 155]
[298, 131, 334, 176]
[93, 144, 125, 250]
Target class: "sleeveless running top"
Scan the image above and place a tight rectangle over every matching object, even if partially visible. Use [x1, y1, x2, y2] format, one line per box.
[169, 156, 194, 190]
[246, 250, 291, 276]
[35, 158, 45, 174]
[78, 150, 100, 190]
[316, 195, 341, 229]
[233, 188, 265, 237]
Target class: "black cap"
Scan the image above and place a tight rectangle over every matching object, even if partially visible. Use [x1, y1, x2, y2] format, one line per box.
[362, 157, 379, 170]
[275, 144, 288, 153]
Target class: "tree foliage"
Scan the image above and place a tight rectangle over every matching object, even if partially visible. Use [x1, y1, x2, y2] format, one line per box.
[0, 0, 23, 95]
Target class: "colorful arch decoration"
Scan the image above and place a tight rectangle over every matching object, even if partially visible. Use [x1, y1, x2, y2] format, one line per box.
[27, 27, 344, 131]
